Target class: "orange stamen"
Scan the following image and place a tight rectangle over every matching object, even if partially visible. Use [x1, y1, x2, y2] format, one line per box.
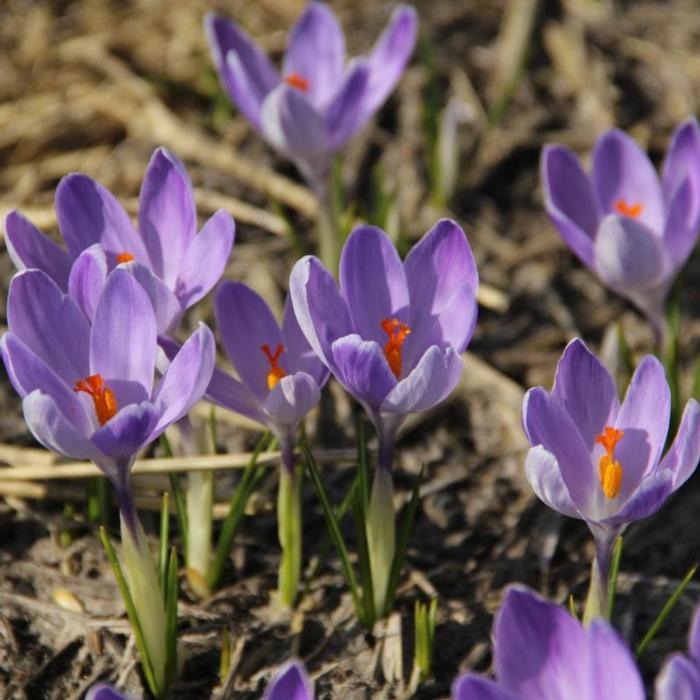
[381, 318, 411, 379]
[74, 373, 118, 426]
[614, 199, 643, 218]
[284, 72, 309, 93]
[595, 426, 624, 499]
[261, 343, 286, 391]
[116, 251, 135, 264]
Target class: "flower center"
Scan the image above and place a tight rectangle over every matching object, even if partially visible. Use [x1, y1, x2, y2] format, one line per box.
[595, 426, 624, 499]
[381, 318, 411, 379]
[261, 343, 286, 391]
[284, 72, 309, 93]
[74, 373, 117, 425]
[116, 251, 135, 264]
[614, 199, 643, 218]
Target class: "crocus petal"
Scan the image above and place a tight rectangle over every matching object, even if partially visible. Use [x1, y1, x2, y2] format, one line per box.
[362, 5, 418, 117]
[281, 296, 329, 388]
[4, 211, 72, 289]
[289, 256, 353, 371]
[550, 338, 620, 452]
[205, 366, 267, 426]
[522, 387, 598, 519]
[325, 60, 370, 149]
[662, 118, 700, 218]
[452, 675, 520, 700]
[594, 214, 670, 292]
[339, 225, 410, 345]
[263, 372, 321, 431]
[331, 334, 396, 410]
[659, 399, 700, 489]
[494, 586, 593, 700]
[541, 145, 598, 268]
[22, 390, 97, 460]
[151, 324, 215, 435]
[90, 269, 157, 406]
[7, 269, 90, 385]
[55, 173, 146, 261]
[283, 1, 345, 110]
[690, 604, 700, 663]
[656, 655, 700, 700]
[86, 684, 135, 700]
[215, 281, 283, 402]
[68, 244, 108, 322]
[91, 401, 160, 460]
[138, 148, 197, 287]
[588, 620, 645, 700]
[664, 177, 700, 270]
[613, 355, 670, 501]
[263, 660, 313, 700]
[601, 469, 674, 528]
[123, 261, 182, 336]
[381, 345, 462, 415]
[205, 13, 279, 130]
[592, 129, 665, 233]
[175, 209, 235, 309]
[524, 445, 580, 519]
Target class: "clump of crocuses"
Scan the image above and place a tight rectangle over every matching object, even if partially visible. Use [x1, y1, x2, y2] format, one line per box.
[522, 338, 700, 621]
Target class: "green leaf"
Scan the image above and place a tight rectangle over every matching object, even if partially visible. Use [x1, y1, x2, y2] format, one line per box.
[351, 488, 375, 627]
[568, 594, 578, 620]
[164, 546, 179, 690]
[356, 418, 370, 517]
[607, 536, 623, 619]
[159, 492, 170, 593]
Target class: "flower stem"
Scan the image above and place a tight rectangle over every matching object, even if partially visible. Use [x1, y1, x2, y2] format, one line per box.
[277, 440, 302, 608]
[367, 467, 395, 619]
[583, 540, 612, 625]
[313, 175, 341, 276]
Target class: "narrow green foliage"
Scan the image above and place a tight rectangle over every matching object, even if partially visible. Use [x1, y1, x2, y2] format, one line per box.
[164, 546, 179, 691]
[636, 563, 698, 657]
[607, 536, 623, 619]
[414, 598, 438, 681]
[357, 419, 370, 515]
[219, 627, 232, 683]
[692, 356, 700, 400]
[568, 594, 578, 620]
[615, 322, 634, 394]
[160, 434, 189, 555]
[352, 488, 375, 626]
[86, 476, 109, 523]
[159, 492, 170, 592]
[277, 465, 303, 608]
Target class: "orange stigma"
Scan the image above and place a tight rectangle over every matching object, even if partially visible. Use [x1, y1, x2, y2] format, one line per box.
[381, 318, 411, 379]
[116, 251, 135, 264]
[74, 373, 117, 425]
[284, 72, 309, 92]
[595, 426, 624, 499]
[614, 199, 643, 218]
[261, 343, 286, 390]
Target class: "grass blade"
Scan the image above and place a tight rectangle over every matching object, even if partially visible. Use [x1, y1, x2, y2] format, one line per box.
[351, 489, 375, 627]
[164, 545, 179, 690]
[607, 536, 623, 619]
[159, 492, 170, 592]
[357, 418, 370, 517]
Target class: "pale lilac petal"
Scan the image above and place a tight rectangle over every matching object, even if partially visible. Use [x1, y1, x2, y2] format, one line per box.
[339, 225, 409, 345]
[362, 5, 418, 117]
[494, 586, 593, 700]
[263, 660, 313, 700]
[55, 174, 146, 261]
[4, 211, 72, 289]
[289, 256, 353, 371]
[215, 281, 283, 402]
[325, 60, 370, 148]
[90, 269, 157, 406]
[86, 684, 135, 700]
[263, 372, 320, 431]
[283, 2, 345, 110]
[690, 604, 700, 663]
[613, 355, 670, 501]
[656, 655, 700, 700]
[524, 445, 580, 519]
[659, 399, 700, 489]
[281, 296, 329, 388]
[205, 13, 279, 130]
[91, 401, 160, 460]
[151, 324, 215, 435]
[662, 118, 700, 217]
[664, 177, 700, 270]
[522, 387, 597, 519]
[592, 129, 665, 233]
[588, 620, 645, 700]
[123, 262, 182, 336]
[330, 334, 396, 410]
[452, 675, 519, 700]
[68, 244, 107, 322]
[551, 338, 620, 451]
[601, 469, 674, 527]
[594, 214, 670, 291]
[205, 366, 267, 425]
[381, 345, 462, 415]
[7, 269, 90, 385]
[138, 148, 196, 287]
[175, 209, 235, 309]
[541, 145, 598, 268]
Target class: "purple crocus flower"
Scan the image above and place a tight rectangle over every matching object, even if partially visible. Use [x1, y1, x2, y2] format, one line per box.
[264, 660, 313, 700]
[290, 219, 478, 470]
[205, 2, 417, 187]
[523, 338, 700, 618]
[542, 119, 700, 334]
[452, 585, 645, 700]
[4, 147, 235, 334]
[86, 685, 134, 700]
[656, 602, 700, 698]
[0, 267, 215, 533]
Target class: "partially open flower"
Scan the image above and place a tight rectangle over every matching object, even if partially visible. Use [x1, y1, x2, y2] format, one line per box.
[264, 660, 313, 700]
